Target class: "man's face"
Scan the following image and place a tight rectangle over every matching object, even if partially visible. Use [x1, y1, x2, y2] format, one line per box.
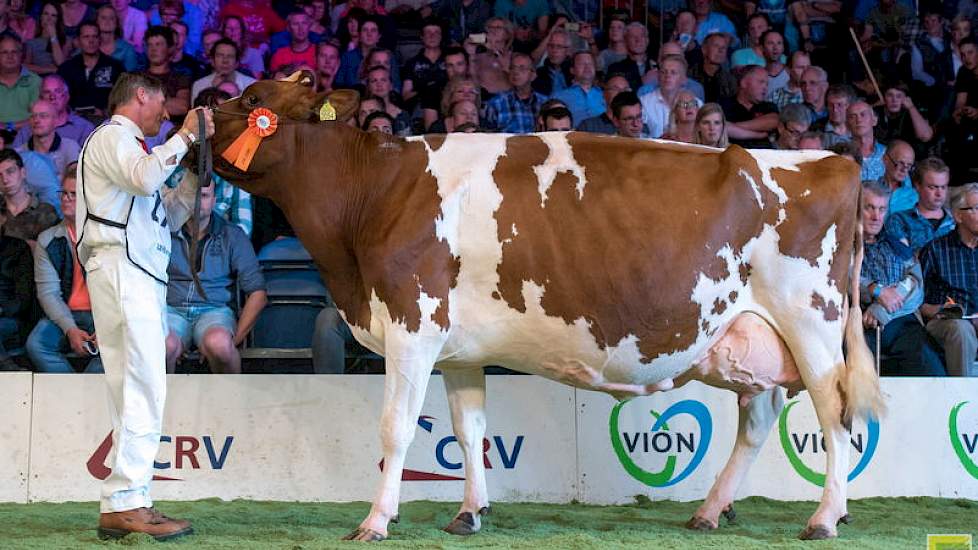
[788, 54, 810, 84]
[358, 99, 382, 125]
[96, 7, 117, 33]
[212, 44, 238, 75]
[369, 51, 391, 71]
[29, 101, 58, 138]
[79, 26, 100, 55]
[422, 24, 442, 49]
[160, 5, 181, 25]
[954, 192, 978, 237]
[360, 22, 380, 48]
[778, 119, 809, 149]
[0, 37, 22, 72]
[141, 88, 168, 137]
[146, 35, 171, 67]
[693, 0, 711, 16]
[658, 59, 685, 92]
[827, 93, 849, 124]
[509, 56, 534, 88]
[953, 20, 972, 43]
[366, 69, 390, 97]
[923, 14, 943, 36]
[800, 69, 825, 105]
[60, 177, 77, 220]
[675, 12, 696, 34]
[548, 34, 571, 65]
[916, 170, 949, 211]
[703, 36, 728, 65]
[762, 33, 784, 63]
[452, 100, 479, 127]
[317, 45, 340, 76]
[962, 44, 978, 71]
[884, 88, 906, 113]
[169, 23, 187, 53]
[846, 102, 876, 136]
[571, 53, 595, 85]
[288, 13, 311, 42]
[545, 116, 572, 131]
[367, 116, 393, 134]
[625, 26, 648, 56]
[40, 77, 69, 113]
[798, 136, 822, 150]
[445, 53, 467, 79]
[615, 103, 643, 138]
[603, 75, 629, 105]
[862, 191, 887, 238]
[743, 69, 767, 103]
[202, 33, 221, 61]
[884, 145, 915, 183]
[197, 183, 216, 221]
[748, 16, 769, 42]
[0, 160, 26, 197]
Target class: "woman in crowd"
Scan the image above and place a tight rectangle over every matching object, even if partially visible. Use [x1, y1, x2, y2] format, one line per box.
[303, 0, 330, 38]
[96, 5, 138, 71]
[6, 0, 35, 40]
[222, 15, 266, 78]
[364, 65, 411, 135]
[61, 0, 96, 43]
[336, 7, 365, 52]
[732, 13, 772, 68]
[597, 16, 627, 74]
[662, 90, 702, 143]
[448, 99, 479, 133]
[428, 77, 481, 132]
[25, 2, 68, 75]
[694, 102, 729, 148]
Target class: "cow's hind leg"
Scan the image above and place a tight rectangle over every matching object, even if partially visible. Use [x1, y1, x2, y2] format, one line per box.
[344, 331, 440, 542]
[687, 388, 784, 530]
[442, 367, 490, 535]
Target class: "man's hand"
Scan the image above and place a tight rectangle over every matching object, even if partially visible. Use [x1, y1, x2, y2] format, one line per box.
[66, 327, 93, 356]
[901, 94, 915, 111]
[877, 285, 904, 313]
[863, 309, 880, 329]
[180, 106, 215, 140]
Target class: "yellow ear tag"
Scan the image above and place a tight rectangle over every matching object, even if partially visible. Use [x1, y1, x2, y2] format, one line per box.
[319, 101, 337, 121]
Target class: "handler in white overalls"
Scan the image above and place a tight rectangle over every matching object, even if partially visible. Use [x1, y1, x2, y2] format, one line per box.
[75, 73, 214, 541]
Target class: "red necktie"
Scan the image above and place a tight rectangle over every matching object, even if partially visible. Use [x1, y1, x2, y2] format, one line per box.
[137, 138, 150, 154]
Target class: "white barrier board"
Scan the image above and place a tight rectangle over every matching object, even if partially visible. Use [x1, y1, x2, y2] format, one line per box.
[0, 373, 31, 503]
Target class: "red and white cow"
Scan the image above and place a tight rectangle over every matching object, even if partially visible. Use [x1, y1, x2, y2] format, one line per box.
[205, 77, 885, 541]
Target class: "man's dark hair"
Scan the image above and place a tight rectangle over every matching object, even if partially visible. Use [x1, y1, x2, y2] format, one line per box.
[145, 25, 175, 49]
[361, 110, 395, 131]
[443, 45, 468, 63]
[610, 90, 640, 119]
[760, 29, 783, 46]
[107, 73, 166, 114]
[542, 106, 573, 126]
[747, 12, 772, 27]
[0, 149, 25, 169]
[194, 87, 232, 108]
[78, 21, 99, 36]
[913, 156, 950, 186]
[209, 38, 240, 61]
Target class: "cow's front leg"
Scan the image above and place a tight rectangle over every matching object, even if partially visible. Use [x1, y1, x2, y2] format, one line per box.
[344, 332, 439, 542]
[442, 367, 490, 535]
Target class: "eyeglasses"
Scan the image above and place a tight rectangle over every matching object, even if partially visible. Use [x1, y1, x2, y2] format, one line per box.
[885, 153, 914, 171]
[59, 191, 76, 198]
[676, 100, 698, 109]
[958, 205, 978, 212]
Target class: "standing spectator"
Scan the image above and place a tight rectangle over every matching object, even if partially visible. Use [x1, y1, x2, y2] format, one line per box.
[847, 99, 885, 181]
[141, 26, 191, 121]
[168, 21, 206, 80]
[883, 157, 954, 251]
[221, 15, 266, 79]
[0, 33, 40, 131]
[435, 0, 492, 44]
[551, 50, 604, 129]
[270, 11, 317, 74]
[484, 52, 544, 134]
[315, 41, 341, 93]
[920, 183, 978, 377]
[611, 91, 644, 139]
[874, 82, 934, 153]
[860, 180, 945, 377]
[24, 2, 69, 76]
[401, 18, 445, 107]
[58, 22, 126, 117]
[335, 15, 382, 88]
[16, 100, 81, 178]
[191, 38, 255, 104]
[761, 30, 788, 100]
[597, 16, 628, 74]
[721, 65, 778, 147]
[578, 73, 630, 134]
[799, 65, 828, 124]
[640, 54, 691, 138]
[878, 139, 917, 215]
[532, 25, 572, 95]
[662, 89, 701, 142]
[110, 0, 147, 53]
[818, 83, 854, 146]
[731, 13, 771, 68]
[691, 0, 739, 49]
[164, 184, 266, 375]
[771, 103, 811, 149]
[96, 4, 138, 72]
[607, 23, 654, 92]
[688, 32, 737, 103]
[28, 165, 104, 373]
[770, 50, 808, 109]
[694, 101, 729, 147]
[0, 148, 59, 245]
[13, 74, 94, 147]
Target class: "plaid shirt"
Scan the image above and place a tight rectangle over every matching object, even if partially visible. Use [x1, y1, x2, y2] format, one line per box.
[771, 86, 803, 111]
[861, 237, 923, 321]
[882, 206, 955, 252]
[920, 230, 978, 311]
[484, 89, 546, 134]
[166, 167, 253, 236]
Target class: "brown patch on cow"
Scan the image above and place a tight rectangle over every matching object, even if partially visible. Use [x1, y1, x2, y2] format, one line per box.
[711, 298, 727, 316]
[810, 292, 841, 321]
[492, 291, 501, 300]
[738, 262, 751, 286]
[492, 136, 774, 362]
[728, 290, 739, 303]
[424, 134, 447, 152]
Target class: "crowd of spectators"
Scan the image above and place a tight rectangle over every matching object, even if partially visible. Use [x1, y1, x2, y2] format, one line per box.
[1, 0, 978, 375]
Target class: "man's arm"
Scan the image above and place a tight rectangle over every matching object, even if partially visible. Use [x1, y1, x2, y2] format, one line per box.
[228, 227, 267, 346]
[729, 112, 778, 133]
[903, 96, 933, 142]
[32, 232, 77, 333]
[234, 290, 267, 346]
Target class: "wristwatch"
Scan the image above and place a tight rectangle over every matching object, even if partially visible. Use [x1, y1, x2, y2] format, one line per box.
[180, 129, 197, 145]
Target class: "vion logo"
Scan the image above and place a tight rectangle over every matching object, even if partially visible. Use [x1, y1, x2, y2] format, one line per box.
[380, 416, 525, 481]
[87, 431, 234, 481]
[950, 401, 978, 480]
[778, 401, 879, 486]
[610, 399, 712, 487]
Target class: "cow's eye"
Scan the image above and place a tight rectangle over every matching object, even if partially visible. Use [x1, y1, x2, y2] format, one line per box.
[245, 95, 259, 107]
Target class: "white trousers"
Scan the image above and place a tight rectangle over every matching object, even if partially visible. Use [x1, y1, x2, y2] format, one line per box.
[86, 248, 168, 513]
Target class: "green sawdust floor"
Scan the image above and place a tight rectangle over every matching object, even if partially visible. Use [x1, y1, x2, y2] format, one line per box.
[0, 497, 975, 549]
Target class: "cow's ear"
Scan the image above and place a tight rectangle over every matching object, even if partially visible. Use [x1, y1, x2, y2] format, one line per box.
[281, 69, 316, 88]
[323, 89, 360, 122]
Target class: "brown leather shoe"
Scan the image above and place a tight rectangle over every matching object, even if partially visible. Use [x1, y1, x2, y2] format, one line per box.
[98, 507, 193, 541]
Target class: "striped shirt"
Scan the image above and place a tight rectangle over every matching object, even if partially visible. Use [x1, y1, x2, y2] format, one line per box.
[920, 230, 978, 311]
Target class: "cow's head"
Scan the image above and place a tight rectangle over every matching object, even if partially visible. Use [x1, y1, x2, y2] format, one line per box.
[204, 70, 359, 196]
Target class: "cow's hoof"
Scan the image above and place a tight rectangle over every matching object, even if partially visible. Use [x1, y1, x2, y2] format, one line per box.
[685, 516, 717, 531]
[443, 512, 479, 536]
[341, 527, 386, 541]
[478, 506, 491, 516]
[798, 524, 836, 540]
[722, 505, 737, 524]
[838, 514, 851, 525]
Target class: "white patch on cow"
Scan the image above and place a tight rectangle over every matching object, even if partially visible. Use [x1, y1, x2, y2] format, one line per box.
[801, 189, 811, 197]
[739, 168, 764, 209]
[511, 223, 518, 236]
[533, 132, 588, 207]
[748, 148, 835, 171]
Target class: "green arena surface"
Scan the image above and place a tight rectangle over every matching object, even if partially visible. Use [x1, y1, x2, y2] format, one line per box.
[1, 497, 975, 549]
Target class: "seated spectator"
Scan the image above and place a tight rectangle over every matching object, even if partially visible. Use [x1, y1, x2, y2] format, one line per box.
[662, 90, 701, 143]
[191, 38, 256, 104]
[95, 5, 138, 72]
[799, 66, 828, 125]
[694, 101, 729, 147]
[221, 15, 266, 79]
[336, 15, 382, 88]
[164, 184, 267, 374]
[691, 0, 739, 49]
[401, 19, 446, 107]
[0, 33, 40, 132]
[860, 180, 944, 377]
[362, 110, 394, 134]
[110, 0, 147, 53]
[152, 0, 204, 60]
[530, 24, 573, 96]
[0, 149, 58, 245]
[141, 26, 191, 121]
[770, 51, 808, 109]
[436, 0, 492, 45]
[761, 30, 789, 100]
[950, 37, 978, 183]
[883, 157, 954, 251]
[218, 0, 285, 54]
[16, 100, 80, 178]
[364, 65, 410, 135]
[771, 103, 812, 149]
[421, 46, 469, 130]
[797, 131, 823, 150]
[668, 10, 699, 58]
[920, 183, 978, 377]
[577, 74, 629, 134]
[493, 0, 549, 36]
[607, 23, 655, 92]
[430, 77, 481, 133]
[57, 22, 125, 118]
[24, 2, 70, 76]
[640, 53, 693, 138]
[5, 0, 35, 40]
[688, 32, 737, 103]
[484, 52, 545, 134]
[731, 13, 772, 68]
[540, 105, 573, 131]
[721, 65, 778, 148]
[448, 99, 480, 132]
[61, 0, 97, 44]
[878, 139, 917, 215]
[27, 164, 103, 373]
[335, 0, 397, 52]
[636, 41, 705, 101]
[818, 83, 854, 146]
[611, 91, 644, 139]
[270, 11, 317, 74]
[356, 95, 386, 129]
[847, 99, 885, 181]
[0, 206, 32, 371]
[360, 47, 401, 96]
[874, 82, 934, 153]
[168, 21, 206, 81]
[597, 16, 628, 74]
[910, 8, 954, 120]
[315, 41, 341, 93]
[551, 51, 604, 130]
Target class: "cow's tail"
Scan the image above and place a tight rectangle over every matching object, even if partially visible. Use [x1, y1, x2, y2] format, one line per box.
[842, 189, 886, 426]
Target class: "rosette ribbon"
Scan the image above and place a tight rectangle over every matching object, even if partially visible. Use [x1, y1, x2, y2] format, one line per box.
[221, 107, 279, 171]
